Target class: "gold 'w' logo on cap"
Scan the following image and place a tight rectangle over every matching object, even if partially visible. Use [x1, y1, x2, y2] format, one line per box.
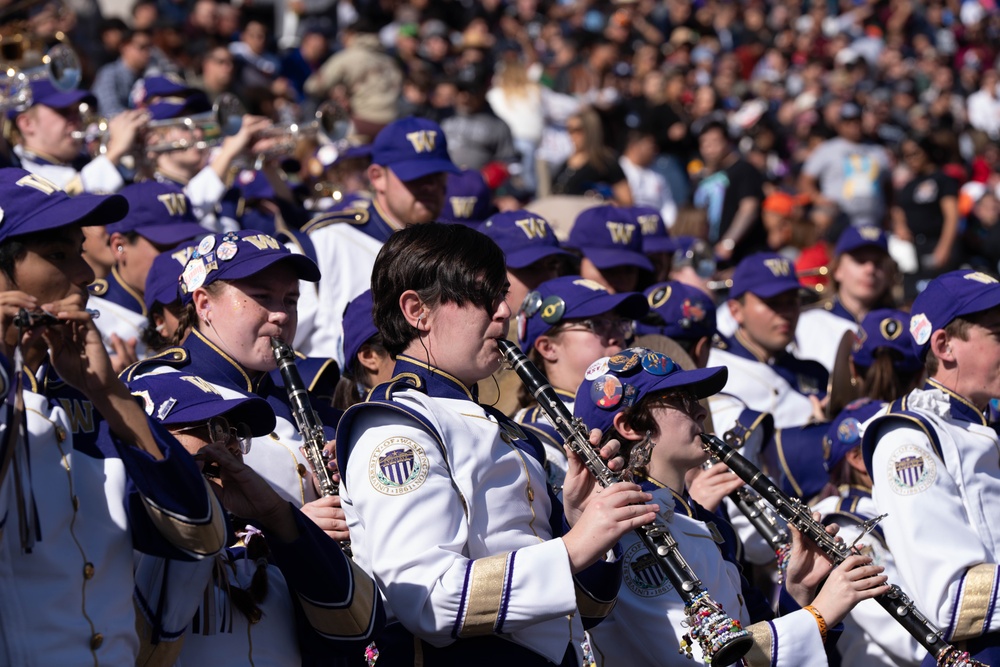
[763, 258, 791, 276]
[170, 246, 193, 265]
[964, 271, 998, 284]
[859, 227, 882, 240]
[606, 221, 636, 244]
[242, 234, 281, 250]
[157, 193, 188, 217]
[449, 197, 477, 218]
[637, 214, 659, 235]
[178, 375, 222, 395]
[405, 130, 437, 153]
[16, 173, 60, 195]
[515, 217, 549, 240]
[572, 278, 608, 292]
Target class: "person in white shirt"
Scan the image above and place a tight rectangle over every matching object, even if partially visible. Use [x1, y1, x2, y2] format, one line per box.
[618, 128, 677, 226]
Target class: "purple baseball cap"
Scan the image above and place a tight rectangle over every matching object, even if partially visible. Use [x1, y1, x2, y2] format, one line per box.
[729, 252, 802, 299]
[233, 169, 277, 201]
[130, 74, 196, 109]
[517, 275, 648, 350]
[632, 206, 675, 255]
[567, 205, 654, 271]
[108, 181, 206, 246]
[573, 346, 728, 435]
[833, 225, 889, 256]
[146, 92, 212, 122]
[178, 230, 320, 303]
[370, 116, 459, 181]
[127, 371, 275, 436]
[852, 308, 922, 372]
[27, 78, 94, 111]
[439, 169, 493, 225]
[480, 210, 572, 269]
[342, 289, 378, 376]
[0, 168, 128, 242]
[908, 269, 1000, 360]
[823, 397, 885, 471]
[144, 244, 195, 312]
[636, 281, 717, 341]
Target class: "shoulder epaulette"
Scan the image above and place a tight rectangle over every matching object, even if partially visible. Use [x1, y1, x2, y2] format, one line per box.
[88, 279, 109, 297]
[302, 207, 371, 235]
[861, 398, 943, 475]
[120, 347, 190, 382]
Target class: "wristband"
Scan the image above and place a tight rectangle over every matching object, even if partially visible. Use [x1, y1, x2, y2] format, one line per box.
[803, 605, 828, 644]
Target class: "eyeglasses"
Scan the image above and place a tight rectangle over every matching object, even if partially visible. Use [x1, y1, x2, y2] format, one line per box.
[560, 317, 635, 340]
[175, 415, 253, 454]
[652, 391, 702, 415]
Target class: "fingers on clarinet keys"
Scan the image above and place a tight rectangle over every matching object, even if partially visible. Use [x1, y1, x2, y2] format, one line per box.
[13, 308, 100, 328]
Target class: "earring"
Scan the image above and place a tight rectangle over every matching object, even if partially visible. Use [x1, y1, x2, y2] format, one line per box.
[117, 245, 124, 253]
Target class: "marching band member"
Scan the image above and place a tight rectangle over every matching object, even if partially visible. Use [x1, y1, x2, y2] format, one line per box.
[575, 347, 891, 666]
[862, 270, 1000, 665]
[707, 252, 829, 433]
[9, 80, 146, 194]
[127, 372, 384, 665]
[513, 275, 647, 485]
[332, 289, 394, 410]
[140, 243, 196, 353]
[437, 168, 494, 225]
[295, 115, 458, 364]
[89, 180, 205, 365]
[336, 222, 656, 666]
[795, 226, 895, 373]
[810, 309, 926, 665]
[0, 168, 225, 664]
[475, 209, 571, 414]
[122, 230, 348, 542]
[565, 205, 654, 294]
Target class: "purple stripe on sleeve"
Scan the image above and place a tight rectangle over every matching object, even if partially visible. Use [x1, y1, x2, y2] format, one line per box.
[496, 551, 516, 633]
[949, 571, 968, 640]
[453, 559, 475, 639]
[986, 568, 999, 633]
[768, 619, 778, 667]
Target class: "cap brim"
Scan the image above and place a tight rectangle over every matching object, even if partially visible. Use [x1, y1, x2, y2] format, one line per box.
[835, 240, 888, 256]
[565, 291, 649, 321]
[388, 159, 460, 181]
[578, 246, 655, 272]
[643, 237, 677, 254]
[38, 89, 96, 110]
[8, 192, 129, 240]
[163, 394, 276, 437]
[733, 282, 803, 299]
[643, 365, 729, 401]
[222, 252, 322, 284]
[505, 245, 572, 269]
[140, 223, 206, 246]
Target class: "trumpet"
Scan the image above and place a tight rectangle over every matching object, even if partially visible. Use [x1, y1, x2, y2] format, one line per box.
[239, 101, 348, 170]
[0, 42, 80, 114]
[140, 92, 247, 154]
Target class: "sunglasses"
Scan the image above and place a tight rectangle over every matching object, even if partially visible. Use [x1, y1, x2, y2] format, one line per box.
[560, 317, 635, 340]
[652, 390, 702, 415]
[175, 415, 253, 455]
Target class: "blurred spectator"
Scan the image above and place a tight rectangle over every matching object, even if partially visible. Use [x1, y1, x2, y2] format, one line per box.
[191, 45, 238, 103]
[305, 18, 403, 140]
[91, 28, 154, 117]
[799, 102, 892, 229]
[486, 58, 544, 194]
[281, 27, 331, 100]
[619, 127, 677, 226]
[550, 106, 632, 204]
[967, 68, 1000, 139]
[963, 189, 1000, 274]
[441, 76, 518, 173]
[690, 119, 766, 264]
[230, 18, 282, 92]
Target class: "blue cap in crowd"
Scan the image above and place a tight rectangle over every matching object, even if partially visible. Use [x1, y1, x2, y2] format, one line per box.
[0, 168, 128, 241]
[573, 346, 727, 435]
[567, 205, 654, 272]
[636, 281, 717, 342]
[909, 269, 1000, 359]
[144, 244, 194, 312]
[128, 371, 275, 436]
[439, 169, 492, 225]
[147, 92, 212, 122]
[480, 210, 571, 269]
[370, 116, 459, 181]
[517, 275, 648, 350]
[342, 289, 378, 376]
[632, 206, 675, 255]
[852, 308, 923, 373]
[833, 225, 889, 256]
[772, 423, 833, 500]
[233, 169, 277, 201]
[729, 252, 802, 299]
[108, 181, 206, 246]
[178, 230, 320, 303]
[823, 397, 885, 472]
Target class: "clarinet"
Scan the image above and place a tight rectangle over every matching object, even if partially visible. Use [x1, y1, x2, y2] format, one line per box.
[271, 337, 352, 556]
[498, 339, 753, 665]
[699, 432, 986, 667]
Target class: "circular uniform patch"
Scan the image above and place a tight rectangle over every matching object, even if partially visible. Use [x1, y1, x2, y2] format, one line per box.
[591, 374, 623, 409]
[520, 290, 542, 318]
[641, 351, 676, 376]
[217, 241, 239, 261]
[539, 296, 565, 324]
[369, 437, 429, 495]
[198, 235, 216, 255]
[623, 541, 673, 597]
[607, 352, 640, 373]
[885, 444, 936, 496]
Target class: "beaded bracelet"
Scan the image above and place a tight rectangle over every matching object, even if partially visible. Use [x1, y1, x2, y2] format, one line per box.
[803, 605, 828, 644]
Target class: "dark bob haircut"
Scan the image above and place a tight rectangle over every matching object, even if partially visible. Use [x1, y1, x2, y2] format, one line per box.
[371, 222, 508, 357]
